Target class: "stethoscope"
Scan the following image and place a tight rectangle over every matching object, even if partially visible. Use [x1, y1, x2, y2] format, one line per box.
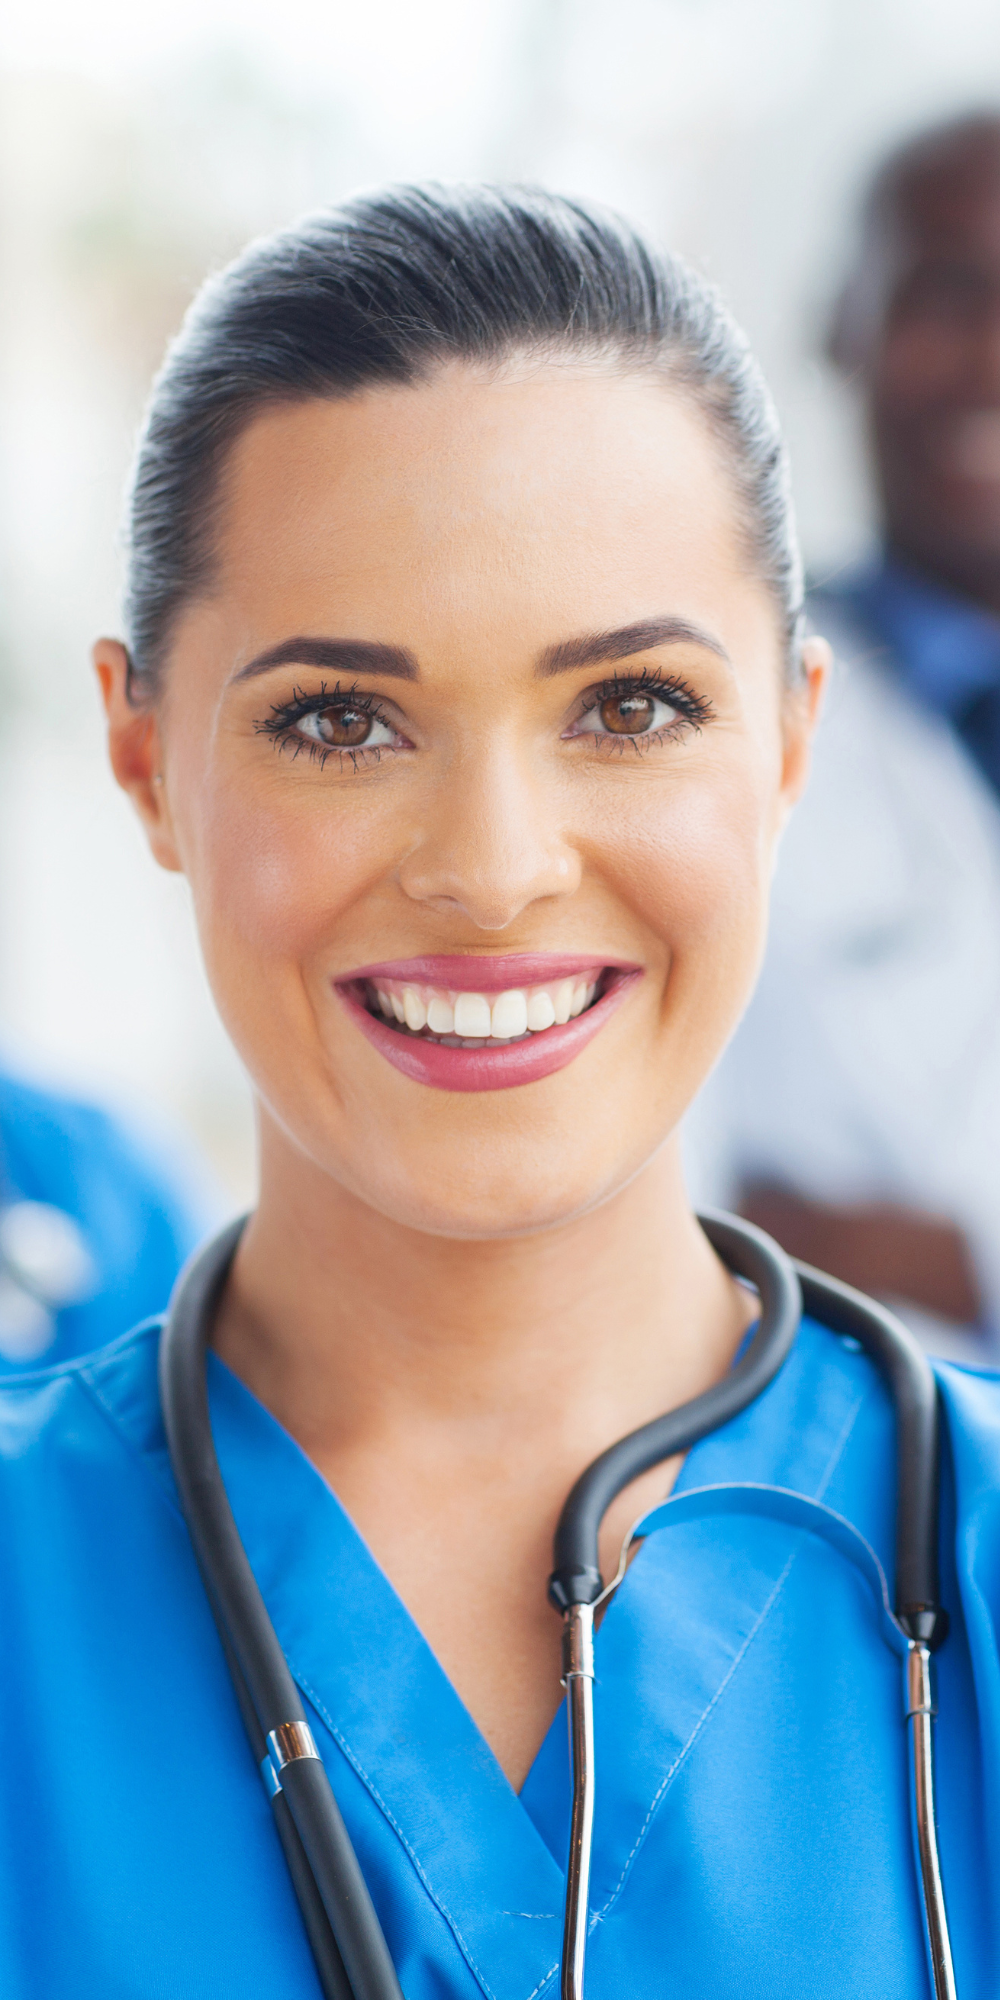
[161, 1210, 957, 2000]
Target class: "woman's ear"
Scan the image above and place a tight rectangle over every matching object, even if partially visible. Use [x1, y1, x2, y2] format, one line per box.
[93, 639, 183, 873]
[778, 634, 832, 815]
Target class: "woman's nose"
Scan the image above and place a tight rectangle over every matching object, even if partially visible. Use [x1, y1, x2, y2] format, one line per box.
[396, 747, 582, 930]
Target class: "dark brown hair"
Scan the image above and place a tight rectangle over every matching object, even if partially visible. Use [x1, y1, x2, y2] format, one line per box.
[124, 183, 803, 687]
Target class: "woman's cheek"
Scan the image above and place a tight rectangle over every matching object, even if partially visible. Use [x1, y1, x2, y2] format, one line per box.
[195, 775, 395, 966]
[596, 766, 768, 959]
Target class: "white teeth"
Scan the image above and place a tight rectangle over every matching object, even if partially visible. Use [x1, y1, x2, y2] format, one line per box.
[453, 992, 492, 1037]
[526, 989, 557, 1032]
[370, 970, 605, 1040]
[403, 986, 427, 1032]
[491, 989, 529, 1038]
[427, 995, 455, 1034]
[553, 978, 574, 1025]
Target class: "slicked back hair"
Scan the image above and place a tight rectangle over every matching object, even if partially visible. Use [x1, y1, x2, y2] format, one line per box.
[124, 183, 803, 687]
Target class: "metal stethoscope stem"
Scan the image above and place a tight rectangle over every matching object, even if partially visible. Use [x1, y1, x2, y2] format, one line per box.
[161, 1210, 957, 2000]
[557, 1635, 956, 2000]
[551, 1222, 956, 2000]
[560, 1604, 596, 2000]
[907, 1643, 957, 2000]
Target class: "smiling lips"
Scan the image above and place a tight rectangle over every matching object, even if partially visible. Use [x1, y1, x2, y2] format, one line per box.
[336, 954, 641, 1091]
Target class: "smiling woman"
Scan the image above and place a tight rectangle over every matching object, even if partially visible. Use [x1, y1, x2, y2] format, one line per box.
[111, 352, 802, 1244]
[1, 186, 998, 2000]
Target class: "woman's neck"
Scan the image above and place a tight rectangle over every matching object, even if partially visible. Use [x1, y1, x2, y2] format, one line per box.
[217, 1125, 747, 1460]
[213, 1119, 755, 1791]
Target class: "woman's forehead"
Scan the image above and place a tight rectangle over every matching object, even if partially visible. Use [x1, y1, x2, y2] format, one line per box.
[221, 369, 734, 545]
[212, 366, 760, 639]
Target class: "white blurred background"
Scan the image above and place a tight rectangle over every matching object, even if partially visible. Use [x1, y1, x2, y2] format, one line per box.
[0, 0, 997, 1201]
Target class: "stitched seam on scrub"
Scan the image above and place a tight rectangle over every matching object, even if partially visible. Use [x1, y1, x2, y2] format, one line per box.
[294, 1667, 504, 2000]
[299, 1665, 564, 2000]
[75, 1331, 186, 1519]
[77, 1363, 506, 2000]
[521, 1955, 562, 1999]
[0, 1314, 164, 1392]
[76, 1358, 554, 1999]
[73, 1330, 870, 2000]
[592, 1382, 869, 1926]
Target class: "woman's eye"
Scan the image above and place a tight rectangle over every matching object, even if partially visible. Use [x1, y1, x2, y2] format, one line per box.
[571, 690, 681, 739]
[297, 703, 396, 750]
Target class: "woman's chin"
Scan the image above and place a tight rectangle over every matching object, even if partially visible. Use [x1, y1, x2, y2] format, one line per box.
[252, 1052, 687, 1242]
[337, 1152, 640, 1243]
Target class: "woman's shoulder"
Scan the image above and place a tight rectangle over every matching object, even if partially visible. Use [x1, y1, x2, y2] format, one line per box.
[935, 1357, 1000, 1478]
[0, 1317, 172, 1494]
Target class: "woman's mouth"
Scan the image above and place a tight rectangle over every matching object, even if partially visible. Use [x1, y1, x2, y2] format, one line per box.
[366, 969, 601, 1043]
[335, 955, 641, 1091]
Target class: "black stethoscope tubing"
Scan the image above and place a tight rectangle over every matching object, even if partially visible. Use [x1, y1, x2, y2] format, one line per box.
[550, 1211, 945, 1644]
[160, 1210, 951, 2000]
[161, 1211, 384, 2000]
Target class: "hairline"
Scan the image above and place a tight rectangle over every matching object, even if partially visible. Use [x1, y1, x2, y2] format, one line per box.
[127, 343, 800, 697]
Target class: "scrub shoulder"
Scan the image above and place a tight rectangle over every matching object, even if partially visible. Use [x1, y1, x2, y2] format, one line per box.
[0, 1315, 996, 2000]
[0, 1312, 997, 1509]
[0, 1319, 172, 1502]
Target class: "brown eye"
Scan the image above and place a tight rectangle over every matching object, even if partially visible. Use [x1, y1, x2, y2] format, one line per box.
[258, 691, 399, 762]
[314, 704, 373, 746]
[299, 702, 380, 748]
[598, 693, 658, 735]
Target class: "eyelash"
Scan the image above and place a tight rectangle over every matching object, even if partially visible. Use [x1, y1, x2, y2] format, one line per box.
[253, 667, 715, 771]
[254, 682, 397, 770]
[572, 668, 715, 754]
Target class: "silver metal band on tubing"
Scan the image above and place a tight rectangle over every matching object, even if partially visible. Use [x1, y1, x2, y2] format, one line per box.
[560, 1604, 596, 2000]
[159, 1217, 405, 2000]
[551, 1212, 804, 2000]
[550, 1219, 956, 2000]
[906, 1645, 957, 2000]
[160, 1211, 956, 2000]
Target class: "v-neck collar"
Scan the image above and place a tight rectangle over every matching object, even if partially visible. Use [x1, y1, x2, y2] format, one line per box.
[520, 1319, 872, 1920]
[90, 1314, 879, 2000]
[206, 1349, 569, 2000]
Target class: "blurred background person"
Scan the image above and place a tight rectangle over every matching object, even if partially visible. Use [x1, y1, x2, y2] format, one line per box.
[0, 1062, 212, 1369]
[687, 110, 1000, 1360]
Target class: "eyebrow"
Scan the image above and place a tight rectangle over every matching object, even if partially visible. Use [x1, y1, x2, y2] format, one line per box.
[232, 616, 728, 686]
[537, 617, 730, 676]
[232, 636, 419, 683]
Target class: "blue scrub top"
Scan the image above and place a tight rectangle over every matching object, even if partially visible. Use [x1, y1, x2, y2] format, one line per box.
[0, 1311, 997, 1998]
[0, 1067, 209, 1370]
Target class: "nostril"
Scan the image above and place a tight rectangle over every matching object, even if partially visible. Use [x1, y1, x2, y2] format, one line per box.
[396, 837, 581, 925]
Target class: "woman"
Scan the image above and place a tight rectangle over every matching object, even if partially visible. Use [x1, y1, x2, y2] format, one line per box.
[0, 186, 995, 1999]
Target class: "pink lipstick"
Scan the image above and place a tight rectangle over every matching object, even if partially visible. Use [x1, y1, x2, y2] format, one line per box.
[335, 954, 642, 1092]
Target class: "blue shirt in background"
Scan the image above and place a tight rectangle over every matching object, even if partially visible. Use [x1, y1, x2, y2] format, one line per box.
[0, 1065, 212, 1371]
[819, 556, 1000, 796]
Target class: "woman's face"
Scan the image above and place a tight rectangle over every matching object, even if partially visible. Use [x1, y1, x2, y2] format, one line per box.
[99, 361, 825, 1238]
